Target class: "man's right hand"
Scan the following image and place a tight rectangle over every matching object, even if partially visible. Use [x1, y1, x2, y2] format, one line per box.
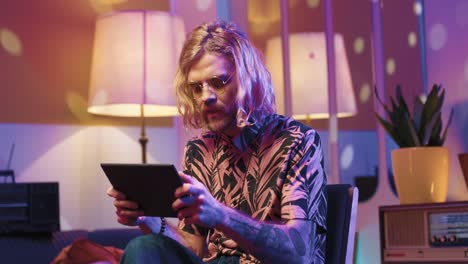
[106, 186, 144, 226]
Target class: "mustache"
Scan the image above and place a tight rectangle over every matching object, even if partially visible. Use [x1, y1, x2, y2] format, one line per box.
[202, 107, 225, 113]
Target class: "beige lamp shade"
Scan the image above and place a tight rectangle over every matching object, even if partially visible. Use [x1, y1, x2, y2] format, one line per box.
[265, 32, 357, 119]
[88, 10, 185, 117]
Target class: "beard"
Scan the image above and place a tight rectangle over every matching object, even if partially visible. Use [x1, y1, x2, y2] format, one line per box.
[203, 108, 237, 133]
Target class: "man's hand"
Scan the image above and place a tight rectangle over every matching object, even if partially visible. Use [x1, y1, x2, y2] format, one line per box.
[171, 174, 315, 263]
[172, 172, 226, 228]
[106, 186, 144, 226]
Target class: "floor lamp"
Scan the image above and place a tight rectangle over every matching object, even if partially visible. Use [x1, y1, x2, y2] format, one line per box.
[265, 32, 357, 182]
[87, 10, 186, 163]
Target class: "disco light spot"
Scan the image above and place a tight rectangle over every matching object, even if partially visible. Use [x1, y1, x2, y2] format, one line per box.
[197, 0, 213, 11]
[386, 58, 396, 76]
[413, 1, 423, 16]
[0, 28, 22, 56]
[340, 144, 354, 170]
[306, 0, 320, 8]
[429, 23, 447, 51]
[359, 83, 371, 103]
[408, 31, 417, 47]
[354, 37, 365, 54]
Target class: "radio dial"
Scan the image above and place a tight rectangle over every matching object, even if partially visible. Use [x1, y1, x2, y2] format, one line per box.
[449, 235, 457, 243]
[439, 235, 447, 243]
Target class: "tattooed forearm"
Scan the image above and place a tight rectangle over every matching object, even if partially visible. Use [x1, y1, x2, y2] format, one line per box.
[218, 209, 311, 263]
[229, 217, 260, 235]
[253, 225, 295, 260]
[289, 228, 306, 256]
[308, 223, 317, 259]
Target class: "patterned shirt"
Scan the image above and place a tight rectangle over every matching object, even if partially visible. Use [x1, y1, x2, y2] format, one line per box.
[180, 114, 327, 263]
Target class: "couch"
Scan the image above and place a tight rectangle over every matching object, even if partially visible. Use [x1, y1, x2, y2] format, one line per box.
[0, 228, 143, 263]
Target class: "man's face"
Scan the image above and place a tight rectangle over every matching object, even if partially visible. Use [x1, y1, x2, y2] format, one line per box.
[187, 53, 238, 134]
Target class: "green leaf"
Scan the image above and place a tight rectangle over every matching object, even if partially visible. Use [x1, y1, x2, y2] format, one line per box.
[419, 84, 443, 142]
[375, 112, 405, 147]
[402, 112, 421, 146]
[397, 113, 418, 145]
[396, 85, 410, 118]
[440, 108, 454, 145]
[428, 117, 443, 146]
[413, 97, 424, 132]
[422, 111, 441, 145]
[373, 83, 452, 148]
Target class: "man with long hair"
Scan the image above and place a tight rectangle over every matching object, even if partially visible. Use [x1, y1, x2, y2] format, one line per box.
[108, 20, 327, 264]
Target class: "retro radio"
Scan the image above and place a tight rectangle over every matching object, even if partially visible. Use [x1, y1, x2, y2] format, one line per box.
[379, 201, 468, 263]
[0, 182, 60, 234]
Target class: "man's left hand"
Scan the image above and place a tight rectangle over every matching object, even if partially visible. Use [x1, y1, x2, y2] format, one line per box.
[172, 172, 226, 228]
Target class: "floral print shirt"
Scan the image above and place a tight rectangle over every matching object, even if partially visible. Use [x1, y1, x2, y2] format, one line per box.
[180, 114, 327, 264]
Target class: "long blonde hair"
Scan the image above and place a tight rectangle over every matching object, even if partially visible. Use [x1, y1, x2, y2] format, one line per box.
[175, 20, 276, 129]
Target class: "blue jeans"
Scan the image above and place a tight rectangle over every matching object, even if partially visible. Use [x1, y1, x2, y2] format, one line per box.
[120, 234, 240, 264]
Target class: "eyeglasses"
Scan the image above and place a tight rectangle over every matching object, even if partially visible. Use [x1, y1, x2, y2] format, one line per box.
[188, 74, 234, 99]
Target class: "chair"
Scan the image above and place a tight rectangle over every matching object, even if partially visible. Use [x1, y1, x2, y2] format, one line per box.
[325, 184, 359, 264]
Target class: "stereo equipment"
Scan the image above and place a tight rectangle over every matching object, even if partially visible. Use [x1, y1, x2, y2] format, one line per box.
[0, 182, 60, 234]
[379, 201, 468, 263]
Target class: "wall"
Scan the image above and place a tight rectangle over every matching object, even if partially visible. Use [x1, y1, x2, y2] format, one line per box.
[425, 0, 468, 200]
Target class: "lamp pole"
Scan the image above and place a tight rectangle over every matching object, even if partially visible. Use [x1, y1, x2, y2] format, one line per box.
[140, 10, 148, 164]
[324, 0, 340, 184]
[279, 0, 292, 117]
[139, 104, 148, 164]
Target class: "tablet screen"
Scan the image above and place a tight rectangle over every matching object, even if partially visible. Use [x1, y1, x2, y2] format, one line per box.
[101, 163, 182, 217]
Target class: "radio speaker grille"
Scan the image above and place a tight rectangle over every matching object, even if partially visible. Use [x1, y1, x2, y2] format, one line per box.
[385, 210, 425, 247]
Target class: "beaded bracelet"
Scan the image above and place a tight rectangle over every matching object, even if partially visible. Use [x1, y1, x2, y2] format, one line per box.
[159, 217, 166, 234]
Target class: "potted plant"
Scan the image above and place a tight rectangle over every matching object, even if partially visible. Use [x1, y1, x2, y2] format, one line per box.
[375, 83, 453, 204]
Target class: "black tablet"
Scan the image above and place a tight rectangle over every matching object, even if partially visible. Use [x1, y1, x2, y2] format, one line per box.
[101, 163, 183, 217]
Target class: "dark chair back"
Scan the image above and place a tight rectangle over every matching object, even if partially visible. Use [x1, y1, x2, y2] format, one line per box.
[325, 184, 359, 264]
